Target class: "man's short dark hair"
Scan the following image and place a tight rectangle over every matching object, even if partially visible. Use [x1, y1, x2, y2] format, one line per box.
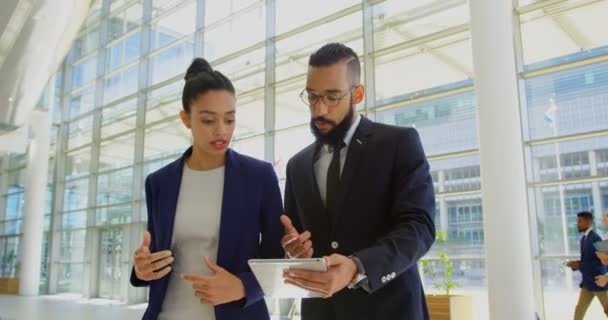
[577, 211, 594, 220]
[308, 43, 361, 86]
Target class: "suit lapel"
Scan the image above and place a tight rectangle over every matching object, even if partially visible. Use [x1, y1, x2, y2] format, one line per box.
[335, 117, 374, 214]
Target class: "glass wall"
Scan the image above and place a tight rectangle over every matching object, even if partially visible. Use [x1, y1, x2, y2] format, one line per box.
[1, 0, 607, 319]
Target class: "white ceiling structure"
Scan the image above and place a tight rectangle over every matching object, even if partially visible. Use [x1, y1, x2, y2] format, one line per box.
[0, 0, 92, 152]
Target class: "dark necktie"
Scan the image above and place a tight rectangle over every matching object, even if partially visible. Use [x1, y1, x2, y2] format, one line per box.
[326, 141, 346, 223]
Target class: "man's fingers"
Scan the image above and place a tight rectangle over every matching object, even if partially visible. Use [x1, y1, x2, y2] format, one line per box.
[284, 278, 330, 297]
[285, 269, 327, 286]
[298, 231, 311, 242]
[281, 215, 297, 235]
[292, 240, 313, 258]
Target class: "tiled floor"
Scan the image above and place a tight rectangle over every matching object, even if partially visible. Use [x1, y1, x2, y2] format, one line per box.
[1, 289, 607, 320]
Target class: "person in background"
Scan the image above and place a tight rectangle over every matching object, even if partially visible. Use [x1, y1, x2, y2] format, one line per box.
[566, 211, 608, 320]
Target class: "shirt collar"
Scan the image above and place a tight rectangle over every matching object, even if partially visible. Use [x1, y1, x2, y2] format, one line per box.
[343, 113, 361, 147]
[584, 227, 593, 237]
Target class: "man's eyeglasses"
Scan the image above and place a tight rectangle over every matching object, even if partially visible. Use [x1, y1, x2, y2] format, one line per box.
[299, 86, 356, 108]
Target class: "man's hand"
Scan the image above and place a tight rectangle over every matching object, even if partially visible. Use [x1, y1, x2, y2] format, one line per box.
[181, 256, 245, 306]
[281, 215, 313, 258]
[566, 260, 580, 271]
[133, 231, 173, 281]
[596, 274, 608, 288]
[597, 252, 608, 265]
[283, 254, 357, 298]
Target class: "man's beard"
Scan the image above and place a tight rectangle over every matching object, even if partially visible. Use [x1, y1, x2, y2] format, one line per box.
[310, 101, 355, 146]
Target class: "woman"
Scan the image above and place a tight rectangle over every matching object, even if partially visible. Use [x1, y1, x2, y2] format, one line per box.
[130, 58, 284, 320]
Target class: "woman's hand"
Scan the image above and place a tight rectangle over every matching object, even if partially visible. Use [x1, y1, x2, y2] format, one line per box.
[181, 256, 246, 306]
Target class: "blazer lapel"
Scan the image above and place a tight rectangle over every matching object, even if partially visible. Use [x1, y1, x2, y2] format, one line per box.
[333, 117, 374, 228]
[158, 147, 191, 250]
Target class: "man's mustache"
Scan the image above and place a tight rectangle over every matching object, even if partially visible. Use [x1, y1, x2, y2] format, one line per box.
[312, 117, 336, 126]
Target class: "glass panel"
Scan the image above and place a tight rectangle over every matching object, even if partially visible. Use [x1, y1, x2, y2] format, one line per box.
[106, 32, 141, 72]
[144, 118, 190, 161]
[373, 0, 469, 51]
[108, 3, 143, 40]
[72, 55, 98, 89]
[274, 126, 314, 180]
[523, 61, 608, 141]
[57, 263, 84, 293]
[149, 42, 194, 85]
[63, 178, 89, 212]
[150, 1, 196, 50]
[431, 155, 481, 194]
[145, 82, 182, 124]
[98, 133, 136, 171]
[528, 139, 607, 183]
[275, 12, 363, 83]
[444, 194, 484, 256]
[69, 86, 96, 119]
[101, 98, 138, 139]
[96, 205, 132, 225]
[3, 220, 23, 235]
[374, 33, 473, 101]
[6, 170, 24, 194]
[0, 236, 20, 277]
[59, 230, 86, 261]
[204, 0, 261, 26]
[231, 135, 265, 161]
[72, 27, 100, 60]
[216, 48, 266, 94]
[203, 5, 265, 61]
[375, 91, 478, 156]
[234, 96, 265, 138]
[61, 211, 87, 230]
[98, 229, 124, 299]
[103, 65, 139, 104]
[65, 147, 92, 179]
[520, 0, 608, 67]
[67, 116, 94, 150]
[275, 80, 308, 130]
[97, 168, 133, 206]
[275, 0, 360, 34]
[5, 193, 24, 220]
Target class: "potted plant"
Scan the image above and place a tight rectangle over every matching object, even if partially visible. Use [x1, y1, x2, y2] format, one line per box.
[421, 231, 473, 320]
[0, 252, 20, 294]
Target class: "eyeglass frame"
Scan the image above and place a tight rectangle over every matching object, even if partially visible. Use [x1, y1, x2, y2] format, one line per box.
[299, 85, 358, 108]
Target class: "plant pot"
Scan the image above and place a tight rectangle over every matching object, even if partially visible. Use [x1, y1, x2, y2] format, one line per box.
[426, 294, 473, 320]
[0, 278, 19, 294]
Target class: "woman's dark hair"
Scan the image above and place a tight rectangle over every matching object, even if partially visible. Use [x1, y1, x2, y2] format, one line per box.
[181, 58, 235, 113]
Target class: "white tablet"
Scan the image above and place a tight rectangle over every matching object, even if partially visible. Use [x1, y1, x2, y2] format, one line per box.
[248, 258, 328, 298]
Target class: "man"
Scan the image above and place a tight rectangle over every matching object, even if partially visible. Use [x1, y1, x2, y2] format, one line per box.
[280, 43, 435, 320]
[566, 211, 608, 320]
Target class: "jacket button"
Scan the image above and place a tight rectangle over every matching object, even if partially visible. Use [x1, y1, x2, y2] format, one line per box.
[381, 276, 387, 283]
[331, 241, 339, 249]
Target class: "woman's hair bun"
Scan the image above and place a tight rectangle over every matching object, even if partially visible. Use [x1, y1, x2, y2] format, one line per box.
[184, 58, 213, 81]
